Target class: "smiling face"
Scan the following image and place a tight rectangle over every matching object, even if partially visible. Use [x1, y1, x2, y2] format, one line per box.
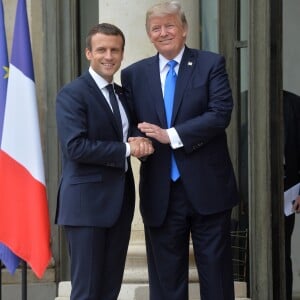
[85, 32, 124, 82]
[147, 13, 187, 60]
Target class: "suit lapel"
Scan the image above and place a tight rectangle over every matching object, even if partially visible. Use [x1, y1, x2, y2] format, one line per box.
[115, 83, 132, 133]
[146, 55, 168, 127]
[172, 47, 197, 125]
[143, 49, 197, 128]
[83, 72, 123, 140]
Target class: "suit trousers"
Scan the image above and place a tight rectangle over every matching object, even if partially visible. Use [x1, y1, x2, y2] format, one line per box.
[64, 176, 133, 300]
[285, 213, 295, 300]
[144, 179, 234, 300]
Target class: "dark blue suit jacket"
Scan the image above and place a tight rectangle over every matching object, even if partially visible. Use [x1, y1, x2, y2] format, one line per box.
[121, 47, 238, 226]
[284, 90, 300, 190]
[55, 71, 135, 227]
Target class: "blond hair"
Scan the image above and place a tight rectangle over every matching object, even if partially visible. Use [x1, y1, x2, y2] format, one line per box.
[145, 1, 188, 33]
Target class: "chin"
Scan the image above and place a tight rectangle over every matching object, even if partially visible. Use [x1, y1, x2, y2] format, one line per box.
[160, 50, 175, 59]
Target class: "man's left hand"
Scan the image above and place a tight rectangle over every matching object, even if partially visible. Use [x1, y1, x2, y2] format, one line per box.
[138, 122, 170, 144]
[293, 195, 300, 213]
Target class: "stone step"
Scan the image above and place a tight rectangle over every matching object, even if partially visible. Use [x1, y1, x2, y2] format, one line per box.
[2, 282, 56, 300]
[55, 281, 250, 300]
[123, 243, 200, 283]
[56, 243, 250, 299]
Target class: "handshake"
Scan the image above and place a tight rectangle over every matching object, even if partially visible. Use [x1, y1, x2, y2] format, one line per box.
[128, 137, 154, 158]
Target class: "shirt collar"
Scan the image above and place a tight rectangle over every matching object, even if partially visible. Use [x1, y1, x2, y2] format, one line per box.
[88, 66, 113, 90]
[159, 46, 185, 72]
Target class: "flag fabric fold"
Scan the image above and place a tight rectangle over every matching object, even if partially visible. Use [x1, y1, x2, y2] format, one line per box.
[0, 0, 21, 275]
[0, 0, 52, 278]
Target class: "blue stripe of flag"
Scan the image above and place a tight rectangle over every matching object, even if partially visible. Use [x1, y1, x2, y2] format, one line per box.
[10, 0, 34, 81]
[0, 0, 8, 141]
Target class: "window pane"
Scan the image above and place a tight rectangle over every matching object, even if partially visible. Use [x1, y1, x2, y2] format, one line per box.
[238, 0, 249, 230]
[200, 0, 218, 52]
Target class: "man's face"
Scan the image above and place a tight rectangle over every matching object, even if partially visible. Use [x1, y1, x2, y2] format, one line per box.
[85, 33, 124, 82]
[147, 14, 187, 60]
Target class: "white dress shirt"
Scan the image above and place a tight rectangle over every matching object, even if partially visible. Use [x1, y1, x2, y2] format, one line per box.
[89, 67, 131, 158]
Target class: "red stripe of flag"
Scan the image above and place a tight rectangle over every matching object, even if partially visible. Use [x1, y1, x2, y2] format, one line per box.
[0, 150, 51, 278]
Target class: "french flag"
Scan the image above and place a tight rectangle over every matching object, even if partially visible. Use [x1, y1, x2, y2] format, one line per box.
[0, 0, 52, 278]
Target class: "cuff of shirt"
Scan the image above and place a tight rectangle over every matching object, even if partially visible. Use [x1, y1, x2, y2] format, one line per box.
[167, 128, 183, 149]
[125, 142, 131, 157]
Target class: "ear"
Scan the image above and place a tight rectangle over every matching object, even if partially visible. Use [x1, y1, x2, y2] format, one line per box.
[183, 31, 187, 38]
[85, 48, 91, 60]
[183, 26, 188, 38]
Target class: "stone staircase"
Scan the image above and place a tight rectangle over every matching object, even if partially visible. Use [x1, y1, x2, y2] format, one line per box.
[54, 243, 249, 300]
[55, 281, 249, 300]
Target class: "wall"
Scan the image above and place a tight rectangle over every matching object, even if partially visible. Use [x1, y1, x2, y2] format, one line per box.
[283, 0, 300, 96]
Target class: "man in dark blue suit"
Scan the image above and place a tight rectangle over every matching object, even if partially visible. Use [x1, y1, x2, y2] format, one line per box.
[121, 1, 239, 299]
[55, 23, 153, 300]
[283, 90, 300, 300]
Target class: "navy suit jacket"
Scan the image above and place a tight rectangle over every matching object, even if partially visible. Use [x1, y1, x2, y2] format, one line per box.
[283, 90, 300, 191]
[55, 71, 135, 227]
[121, 47, 238, 226]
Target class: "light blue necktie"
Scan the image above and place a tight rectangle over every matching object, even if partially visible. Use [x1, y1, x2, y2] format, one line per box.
[164, 60, 180, 181]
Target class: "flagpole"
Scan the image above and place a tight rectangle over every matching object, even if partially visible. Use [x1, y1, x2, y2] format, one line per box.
[21, 260, 27, 300]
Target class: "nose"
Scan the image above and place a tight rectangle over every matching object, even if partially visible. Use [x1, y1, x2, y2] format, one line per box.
[104, 50, 113, 59]
[160, 26, 168, 36]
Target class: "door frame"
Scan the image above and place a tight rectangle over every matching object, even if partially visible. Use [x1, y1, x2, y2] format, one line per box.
[219, 0, 285, 299]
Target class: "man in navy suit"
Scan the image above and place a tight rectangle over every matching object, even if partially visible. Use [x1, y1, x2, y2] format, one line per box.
[283, 90, 300, 300]
[55, 23, 153, 300]
[121, 2, 239, 299]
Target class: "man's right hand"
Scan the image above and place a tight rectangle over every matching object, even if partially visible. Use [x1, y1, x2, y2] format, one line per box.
[128, 137, 154, 158]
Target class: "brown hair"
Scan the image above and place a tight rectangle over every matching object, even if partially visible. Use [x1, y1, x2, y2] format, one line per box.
[86, 23, 125, 51]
